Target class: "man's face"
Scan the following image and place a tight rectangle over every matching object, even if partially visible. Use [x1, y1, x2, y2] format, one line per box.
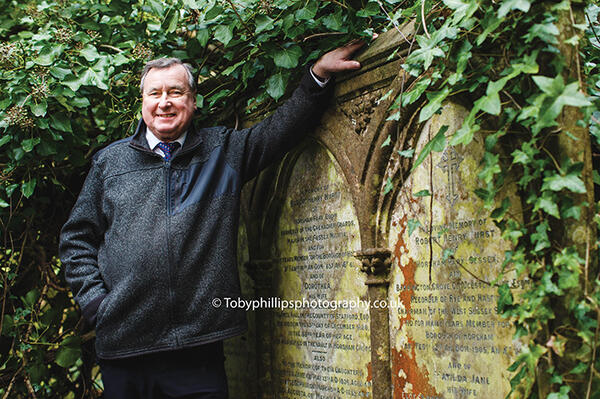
[141, 64, 196, 142]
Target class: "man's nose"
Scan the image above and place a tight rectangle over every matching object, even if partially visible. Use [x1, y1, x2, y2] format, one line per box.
[158, 93, 171, 108]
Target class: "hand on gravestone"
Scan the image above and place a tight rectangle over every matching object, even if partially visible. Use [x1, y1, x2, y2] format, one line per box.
[311, 38, 373, 80]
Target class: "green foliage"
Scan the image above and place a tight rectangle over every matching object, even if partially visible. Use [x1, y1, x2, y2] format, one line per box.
[394, 0, 600, 396]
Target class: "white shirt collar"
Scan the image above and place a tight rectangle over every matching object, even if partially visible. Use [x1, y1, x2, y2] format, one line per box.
[145, 128, 187, 150]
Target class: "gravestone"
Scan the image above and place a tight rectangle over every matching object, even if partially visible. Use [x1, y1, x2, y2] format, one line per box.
[270, 142, 372, 398]
[387, 102, 525, 398]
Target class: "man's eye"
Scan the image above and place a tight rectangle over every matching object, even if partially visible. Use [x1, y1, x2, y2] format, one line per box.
[170, 91, 183, 97]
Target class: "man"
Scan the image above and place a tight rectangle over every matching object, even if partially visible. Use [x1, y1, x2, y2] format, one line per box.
[59, 41, 364, 398]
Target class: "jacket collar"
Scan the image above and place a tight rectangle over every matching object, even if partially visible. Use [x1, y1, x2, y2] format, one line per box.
[129, 119, 204, 157]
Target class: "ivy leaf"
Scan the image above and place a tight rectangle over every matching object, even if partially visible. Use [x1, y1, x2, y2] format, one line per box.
[402, 77, 431, 106]
[532, 75, 563, 96]
[531, 221, 550, 252]
[448, 40, 472, 84]
[419, 87, 450, 122]
[477, 92, 501, 115]
[558, 267, 580, 290]
[497, 284, 513, 312]
[295, 2, 317, 20]
[221, 60, 245, 76]
[266, 72, 286, 100]
[491, 197, 511, 219]
[22, 138, 40, 153]
[63, 66, 109, 91]
[55, 336, 81, 368]
[407, 219, 421, 236]
[569, 363, 588, 375]
[534, 196, 560, 218]
[214, 25, 234, 46]
[50, 114, 73, 133]
[407, 44, 445, 72]
[49, 66, 72, 79]
[79, 44, 101, 62]
[357, 1, 379, 17]
[387, 111, 401, 121]
[30, 101, 47, 117]
[21, 179, 37, 199]
[165, 7, 179, 34]
[524, 22, 559, 44]
[398, 148, 415, 158]
[547, 385, 570, 399]
[498, 0, 531, 19]
[443, 0, 469, 11]
[413, 189, 431, 197]
[72, 97, 91, 108]
[197, 28, 209, 47]
[381, 135, 391, 148]
[182, 0, 201, 8]
[255, 15, 274, 34]
[322, 9, 343, 31]
[411, 126, 448, 172]
[273, 46, 302, 69]
[33, 44, 65, 66]
[541, 270, 561, 295]
[543, 174, 586, 194]
[379, 89, 394, 104]
[442, 248, 454, 261]
[478, 11, 502, 45]
[383, 177, 393, 194]
[0, 135, 10, 149]
[553, 81, 592, 109]
[111, 53, 130, 67]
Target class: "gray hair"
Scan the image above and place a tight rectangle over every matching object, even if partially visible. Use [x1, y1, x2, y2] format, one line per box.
[140, 58, 196, 94]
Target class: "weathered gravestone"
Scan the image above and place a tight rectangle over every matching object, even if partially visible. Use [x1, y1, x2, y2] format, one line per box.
[386, 103, 526, 399]
[224, 25, 532, 399]
[269, 142, 371, 398]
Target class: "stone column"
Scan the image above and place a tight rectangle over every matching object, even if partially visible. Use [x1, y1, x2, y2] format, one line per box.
[355, 248, 392, 399]
[245, 260, 274, 399]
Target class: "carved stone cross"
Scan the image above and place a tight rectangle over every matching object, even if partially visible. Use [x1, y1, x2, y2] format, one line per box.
[437, 146, 463, 206]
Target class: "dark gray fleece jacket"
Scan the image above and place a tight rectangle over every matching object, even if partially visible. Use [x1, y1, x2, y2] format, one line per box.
[59, 70, 331, 359]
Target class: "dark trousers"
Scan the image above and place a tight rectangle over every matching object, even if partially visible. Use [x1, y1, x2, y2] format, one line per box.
[99, 342, 228, 399]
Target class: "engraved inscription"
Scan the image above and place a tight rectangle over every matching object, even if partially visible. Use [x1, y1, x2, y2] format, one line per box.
[389, 103, 523, 399]
[272, 144, 371, 399]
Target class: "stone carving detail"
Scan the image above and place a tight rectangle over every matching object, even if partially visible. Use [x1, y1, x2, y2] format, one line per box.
[338, 87, 384, 135]
[437, 145, 464, 206]
[355, 248, 392, 276]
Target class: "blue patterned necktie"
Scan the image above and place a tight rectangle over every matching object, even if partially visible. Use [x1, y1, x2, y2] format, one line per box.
[156, 142, 179, 161]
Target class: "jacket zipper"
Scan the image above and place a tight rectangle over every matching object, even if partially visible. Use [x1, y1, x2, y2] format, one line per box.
[164, 159, 180, 348]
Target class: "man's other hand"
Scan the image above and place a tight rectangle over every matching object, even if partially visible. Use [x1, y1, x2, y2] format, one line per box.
[311, 40, 369, 80]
